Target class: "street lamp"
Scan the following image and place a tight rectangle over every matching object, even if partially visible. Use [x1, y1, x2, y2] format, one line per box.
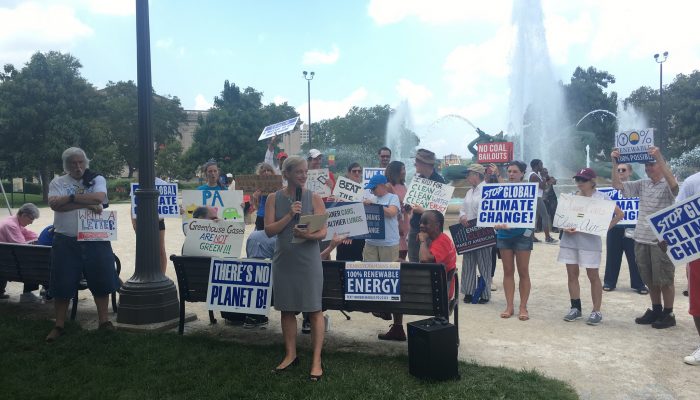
[303, 71, 314, 148]
[654, 51, 668, 152]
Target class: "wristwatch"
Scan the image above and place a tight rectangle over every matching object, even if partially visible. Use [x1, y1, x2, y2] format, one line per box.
[69, 194, 75, 203]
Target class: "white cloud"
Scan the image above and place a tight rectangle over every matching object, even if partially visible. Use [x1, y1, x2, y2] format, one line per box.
[272, 96, 288, 105]
[81, 0, 134, 16]
[297, 87, 369, 121]
[194, 94, 212, 110]
[302, 44, 340, 65]
[368, 0, 510, 26]
[396, 79, 433, 109]
[543, 11, 593, 65]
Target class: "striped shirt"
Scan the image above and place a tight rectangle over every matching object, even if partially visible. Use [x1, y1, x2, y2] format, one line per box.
[622, 178, 677, 244]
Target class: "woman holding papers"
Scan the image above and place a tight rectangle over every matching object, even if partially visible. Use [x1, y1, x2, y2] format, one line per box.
[559, 168, 624, 326]
[264, 156, 327, 382]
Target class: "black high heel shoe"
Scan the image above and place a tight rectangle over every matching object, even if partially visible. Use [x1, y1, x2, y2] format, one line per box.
[271, 357, 299, 374]
[309, 363, 324, 382]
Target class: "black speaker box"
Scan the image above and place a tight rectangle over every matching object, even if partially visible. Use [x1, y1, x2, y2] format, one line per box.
[407, 318, 459, 381]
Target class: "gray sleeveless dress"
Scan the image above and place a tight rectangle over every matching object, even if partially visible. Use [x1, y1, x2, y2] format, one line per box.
[272, 189, 323, 312]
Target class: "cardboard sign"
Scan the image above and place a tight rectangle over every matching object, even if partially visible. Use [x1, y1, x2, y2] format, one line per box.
[326, 202, 384, 240]
[477, 183, 538, 228]
[363, 168, 385, 186]
[477, 142, 514, 163]
[647, 193, 700, 265]
[130, 183, 180, 218]
[553, 194, 616, 237]
[234, 175, 283, 194]
[77, 210, 118, 241]
[183, 219, 245, 258]
[449, 220, 496, 254]
[206, 258, 273, 316]
[306, 169, 332, 197]
[182, 190, 244, 221]
[333, 176, 364, 202]
[324, 202, 369, 241]
[598, 187, 639, 225]
[291, 213, 329, 243]
[404, 176, 455, 214]
[615, 129, 654, 163]
[345, 262, 401, 301]
[257, 116, 299, 141]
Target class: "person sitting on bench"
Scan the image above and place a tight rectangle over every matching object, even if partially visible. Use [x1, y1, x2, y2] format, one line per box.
[0, 203, 41, 302]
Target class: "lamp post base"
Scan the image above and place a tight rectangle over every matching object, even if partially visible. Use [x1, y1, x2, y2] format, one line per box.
[116, 278, 179, 325]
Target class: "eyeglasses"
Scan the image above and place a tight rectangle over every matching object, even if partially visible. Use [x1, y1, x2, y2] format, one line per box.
[617, 168, 627, 173]
[351, 169, 361, 173]
[574, 177, 590, 183]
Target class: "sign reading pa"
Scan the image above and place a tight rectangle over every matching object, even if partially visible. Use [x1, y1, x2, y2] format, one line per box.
[615, 129, 654, 163]
[258, 116, 299, 141]
[404, 177, 455, 214]
[647, 193, 700, 265]
[345, 262, 400, 301]
[207, 259, 273, 316]
[182, 190, 244, 221]
[477, 183, 538, 228]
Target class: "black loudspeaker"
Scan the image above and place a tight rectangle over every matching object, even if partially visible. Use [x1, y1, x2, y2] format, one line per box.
[407, 318, 459, 381]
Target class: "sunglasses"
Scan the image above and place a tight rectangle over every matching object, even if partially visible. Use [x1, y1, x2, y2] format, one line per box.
[351, 169, 361, 173]
[574, 177, 590, 183]
[617, 168, 627, 173]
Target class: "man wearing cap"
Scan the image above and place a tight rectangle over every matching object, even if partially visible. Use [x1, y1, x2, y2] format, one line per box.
[459, 164, 494, 304]
[611, 146, 679, 329]
[363, 174, 401, 262]
[308, 148, 335, 192]
[407, 149, 446, 263]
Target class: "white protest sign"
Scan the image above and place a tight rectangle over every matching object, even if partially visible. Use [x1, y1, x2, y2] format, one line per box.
[404, 176, 455, 214]
[647, 193, 700, 265]
[77, 210, 118, 241]
[206, 258, 273, 316]
[182, 190, 244, 221]
[345, 262, 401, 301]
[553, 194, 616, 237]
[477, 183, 538, 229]
[598, 187, 639, 225]
[258, 116, 299, 141]
[324, 202, 369, 241]
[615, 129, 654, 163]
[130, 183, 180, 218]
[333, 176, 364, 202]
[182, 219, 245, 258]
[305, 169, 332, 197]
[363, 168, 385, 186]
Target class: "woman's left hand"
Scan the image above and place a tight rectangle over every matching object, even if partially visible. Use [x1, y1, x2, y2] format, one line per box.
[293, 225, 310, 238]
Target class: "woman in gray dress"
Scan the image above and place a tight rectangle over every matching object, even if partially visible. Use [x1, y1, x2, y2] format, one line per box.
[264, 156, 327, 381]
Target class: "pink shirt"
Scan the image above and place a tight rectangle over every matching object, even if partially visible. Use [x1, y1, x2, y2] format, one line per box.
[0, 215, 38, 244]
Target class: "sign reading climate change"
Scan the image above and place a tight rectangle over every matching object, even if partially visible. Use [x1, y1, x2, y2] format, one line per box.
[183, 219, 245, 258]
[404, 177, 455, 214]
[182, 190, 244, 221]
[598, 187, 639, 225]
[345, 262, 401, 301]
[206, 259, 273, 316]
[647, 193, 700, 265]
[257, 116, 299, 141]
[77, 210, 118, 241]
[477, 183, 538, 228]
[615, 129, 654, 163]
[130, 183, 179, 218]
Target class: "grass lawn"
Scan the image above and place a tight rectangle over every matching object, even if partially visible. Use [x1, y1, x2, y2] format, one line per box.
[0, 309, 577, 400]
[3, 193, 46, 208]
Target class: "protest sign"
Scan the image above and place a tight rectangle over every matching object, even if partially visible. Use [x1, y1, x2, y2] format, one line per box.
[234, 175, 283, 194]
[345, 262, 401, 301]
[404, 177, 455, 214]
[306, 169, 332, 197]
[77, 210, 117, 241]
[363, 168, 385, 186]
[182, 189, 244, 221]
[477, 183, 538, 228]
[615, 129, 654, 163]
[333, 176, 364, 202]
[326, 202, 384, 240]
[449, 220, 496, 254]
[477, 142, 514, 163]
[647, 193, 700, 265]
[553, 194, 616, 236]
[323, 202, 369, 241]
[183, 219, 245, 258]
[130, 183, 180, 218]
[598, 187, 639, 225]
[206, 258, 273, 316]
[257, 116, 299, 141]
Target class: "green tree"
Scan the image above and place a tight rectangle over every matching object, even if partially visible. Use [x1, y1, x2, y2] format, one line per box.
[156, 140, 190, 179]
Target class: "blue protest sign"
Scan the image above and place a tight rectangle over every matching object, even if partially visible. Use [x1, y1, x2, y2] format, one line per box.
[477, 183, 538, 228]
[363, 168, 385, 186]
[345, 262, 401, 301]
[598, 187, 639, 225]
[206, 258, 273, 316]
[324, 202, 385, 239]
[258, 116, 300, 141]
[647, 193, 700, 265]
[131, 183, 180, 218]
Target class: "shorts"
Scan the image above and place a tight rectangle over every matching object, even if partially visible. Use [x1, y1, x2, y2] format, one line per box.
[634, 242, 675, 287]
[557, 247, 601, 268]
[49, 233, 121, 299]
[497, 235, 533, 252]
[363, 244, 399, 262]
[689, 259, 700, 317]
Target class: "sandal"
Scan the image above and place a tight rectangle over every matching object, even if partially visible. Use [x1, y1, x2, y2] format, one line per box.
[500, 310, 514, 319]
[518, 310, 530, 321]
[45, 326, 65, 343]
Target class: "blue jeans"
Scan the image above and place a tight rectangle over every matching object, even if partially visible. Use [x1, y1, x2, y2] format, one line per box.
[603, 227, 644, 289]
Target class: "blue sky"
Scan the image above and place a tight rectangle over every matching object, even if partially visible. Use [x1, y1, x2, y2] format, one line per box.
[2, 0, 699, 158]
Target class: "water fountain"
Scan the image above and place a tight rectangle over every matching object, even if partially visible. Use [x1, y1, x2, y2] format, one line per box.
[385, 100, 420, 179]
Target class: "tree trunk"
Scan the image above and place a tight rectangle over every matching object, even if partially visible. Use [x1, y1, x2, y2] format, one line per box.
[128, 163, 135, 178]
[40, 167, 50, 203]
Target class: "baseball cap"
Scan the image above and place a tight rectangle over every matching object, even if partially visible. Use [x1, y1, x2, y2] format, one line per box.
[573, 168, 596, 180]
[308, 149, 322, 159]
[365, 174, 388, 189]
[276, 151, 288, 160]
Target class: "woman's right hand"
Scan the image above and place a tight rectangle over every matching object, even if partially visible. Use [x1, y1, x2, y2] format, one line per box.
[289, 201, 302, 217]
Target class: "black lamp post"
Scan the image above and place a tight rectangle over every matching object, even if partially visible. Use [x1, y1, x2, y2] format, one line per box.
[654, 51, 668, 152]
[302, 71, 314, 148]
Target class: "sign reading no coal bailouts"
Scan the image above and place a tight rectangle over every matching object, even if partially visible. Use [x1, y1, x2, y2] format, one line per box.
[647, 193, 700, 265]
[404, 176, 455, 214]
[477, 183, 538, 229]
[345, 262, 401, 301]
[598, 187, 639, 225]
[615, 129, 654, 163]
[206, 258, 273, 316]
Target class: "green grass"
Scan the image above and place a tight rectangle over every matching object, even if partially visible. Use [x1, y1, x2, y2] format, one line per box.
[0, 308, 577, 400]
[2, 193, 46, 207]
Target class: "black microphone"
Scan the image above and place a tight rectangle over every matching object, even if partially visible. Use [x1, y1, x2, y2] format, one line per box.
[294, 186, 302, 222]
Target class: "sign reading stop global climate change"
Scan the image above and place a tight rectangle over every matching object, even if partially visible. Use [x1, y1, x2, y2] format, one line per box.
[206, 258, 273, 316]
[182, 219, 245, 258]
[130, 183, 180, 218]
[362, 168, 385, 187]
[333, 176, 364, 202]
[182, 190, 244, 221]
[404, 177, 455, 214]
[449, 220, 496, 254]
[477, 183, 538, 228]
[323, 202, 369, 241]
[477, 142, 514, 163]
[77, 209, 118, 241]
[598, 187, 639, 225]
[257, 116, 299, 141]
[345, 262, 401, 301]
[647, 193, 700, 265]
[615, 129, 654, 163]
[553, 194, 616, 237]
[306, 169, 332, 197]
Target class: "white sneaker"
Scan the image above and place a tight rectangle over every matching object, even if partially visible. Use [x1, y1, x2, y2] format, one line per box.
[684, 345, 700, 366]
[19, 292, 42, 303]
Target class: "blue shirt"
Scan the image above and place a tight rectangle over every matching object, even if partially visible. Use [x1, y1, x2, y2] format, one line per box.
[256, 195, 268, 217]
[367, 192, 401, 247]
[246, 230, 276, 259]
[197, 184, 226, 191]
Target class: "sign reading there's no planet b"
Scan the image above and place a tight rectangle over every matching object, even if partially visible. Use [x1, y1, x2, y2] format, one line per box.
[207, 258, 273, 316]
[477, 183, 538, 229]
